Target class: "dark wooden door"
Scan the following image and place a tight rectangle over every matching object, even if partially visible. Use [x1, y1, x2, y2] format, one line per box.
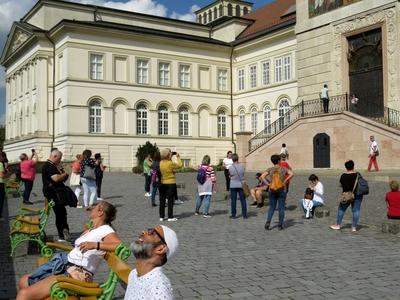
[348, 28, 383, 117]
[313, 133, 330, 168]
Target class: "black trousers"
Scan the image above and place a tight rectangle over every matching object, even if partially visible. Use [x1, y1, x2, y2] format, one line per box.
[159, 184, 176, 219]
[22, 179, 34, 203]
[0, 183, 5, 218]
[52, 204, 69, 239]
[224, 169, 231, 191]
[322, 98, 329, 113]
[96, 175, 103, 198]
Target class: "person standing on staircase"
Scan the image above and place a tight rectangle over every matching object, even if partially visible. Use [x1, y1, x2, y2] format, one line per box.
[368, 135, 379, 172]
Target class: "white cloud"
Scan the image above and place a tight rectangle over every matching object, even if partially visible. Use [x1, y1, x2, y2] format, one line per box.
[170, 4, 199, 22]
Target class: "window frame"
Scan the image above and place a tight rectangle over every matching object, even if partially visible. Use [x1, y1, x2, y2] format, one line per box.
[158, 61, 171, 87]
[217, 69, 228, 91]
[238, 68, 245, 91]
[251, 108, 258, 135]
[89, 53, 104, 81]
[179, 64, 191, 89]
[239, 110, 245, 132]
[136, 103, 148, 135]
[262, 61, 270, 86]
[158, 105, 169, 135]
[89, 100, 102, 133]
[136, 58, 149, 85]
[283, 55, 292, 81]
[249, 64, 257, 88]
[263, 105, 271, 134]
[179, 107, 190, 136]
[217, 110, 227, 137]
[274, 57, 283, 83]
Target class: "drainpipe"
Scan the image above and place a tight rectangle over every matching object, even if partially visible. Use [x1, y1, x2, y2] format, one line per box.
[230, 46, 237, 153]
[44, 33, 56, 150]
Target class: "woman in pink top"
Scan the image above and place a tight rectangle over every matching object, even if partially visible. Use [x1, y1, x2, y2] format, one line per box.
[19, 149, 38, 205]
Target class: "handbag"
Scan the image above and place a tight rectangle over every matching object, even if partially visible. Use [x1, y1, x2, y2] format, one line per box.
[82, 165, 96, 180]
[233, 165, 250, 197]
[339, 174, 358, 204]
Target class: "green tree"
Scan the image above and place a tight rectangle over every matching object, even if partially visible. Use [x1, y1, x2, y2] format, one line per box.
[133, 141, 158, 173]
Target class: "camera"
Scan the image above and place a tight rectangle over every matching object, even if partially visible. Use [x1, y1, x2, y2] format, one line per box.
[31, 149, 35, 153]
[171, 151, 177, 156]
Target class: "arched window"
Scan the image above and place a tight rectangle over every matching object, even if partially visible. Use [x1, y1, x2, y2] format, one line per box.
[243, 7, 248, 15]
[89, 99, 102, 133]
[278, 98, 290, 130]
[227, 4, 232, 16]
[213, 7, 217, 19]
[251, 108, 258, 135]
[236, 5, 240, 16]
[263, 105, 271, 134]
[239, 110, 245, 131]
[218, 110, 227, 137]
[158, 105, 168, 135]
[203, 12, 207, 23]
[19, 109, 23, 136]
[136, 103, 148, 135]
[208, 10, 212, 22]
[219, 5, 223, 17]
[179, 106, 189, 136]
[199, 15, 202, 24]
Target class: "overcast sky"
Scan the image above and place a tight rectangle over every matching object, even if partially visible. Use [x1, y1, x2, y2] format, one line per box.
[0, 0, 270, 126]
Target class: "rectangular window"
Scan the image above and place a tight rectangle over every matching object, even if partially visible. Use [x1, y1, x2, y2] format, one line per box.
[249, 65, 257, 88]
[159, 62, 170, 86]
[251, 111, 257, 135]
[158, 109, 168, 135]
[284, 55, 291, 81]
[218, 112, 226, 137]
[137, 59, 149, 84]
[275, 58, 282, 83]
[239, 113, 245, 131]
[262, 61, 270, 85]
[179, 110, 189, 136]
[90, 54, 104, 80]
[238, 68, 244, 91]
[179, 64, 190, 88]
[218, 69, 228, 91]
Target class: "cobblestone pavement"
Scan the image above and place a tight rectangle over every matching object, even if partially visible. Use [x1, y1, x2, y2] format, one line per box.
[1, 170, 400, 299]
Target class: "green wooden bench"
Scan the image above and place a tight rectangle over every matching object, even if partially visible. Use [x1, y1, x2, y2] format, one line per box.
[39, 242, 132, 300]
[5, 178, 23, 198]
[10, 199, 55, 257]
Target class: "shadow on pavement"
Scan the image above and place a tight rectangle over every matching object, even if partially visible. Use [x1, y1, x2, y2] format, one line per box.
[0, 198, 17, 298]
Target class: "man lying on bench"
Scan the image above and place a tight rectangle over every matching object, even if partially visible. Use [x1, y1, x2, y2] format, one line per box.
[16, 201, 121, 300]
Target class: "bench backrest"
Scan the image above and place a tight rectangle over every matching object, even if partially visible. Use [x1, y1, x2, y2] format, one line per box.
[39, 199, 55, 231]
[99, 244, 132, 300]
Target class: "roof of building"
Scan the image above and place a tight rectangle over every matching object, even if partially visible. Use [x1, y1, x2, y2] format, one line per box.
[237, 0, 296, 39]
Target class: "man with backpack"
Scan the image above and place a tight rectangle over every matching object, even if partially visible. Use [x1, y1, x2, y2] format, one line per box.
[260, 154, 294, 230]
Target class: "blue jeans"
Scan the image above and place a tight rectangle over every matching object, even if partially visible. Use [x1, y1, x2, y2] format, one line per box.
[336, 195, 363, 227]
[81, 177, 97, 207]
[151, 184, 158, 205]
[230, 188, 247, 218]
[266, 191, 286, 225]
[195, 194, 211, 215]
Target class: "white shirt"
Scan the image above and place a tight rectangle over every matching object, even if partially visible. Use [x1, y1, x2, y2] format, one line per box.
[369, 140, 378, 155]
[320, 87, 329, 99]
[312, 181, 324, 204]
[67, 224, 114, 273]
[124, 267, 174, 300]
[223, 158, 233, 170]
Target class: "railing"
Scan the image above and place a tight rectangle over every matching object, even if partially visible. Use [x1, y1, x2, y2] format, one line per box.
[248, 93, 400, 152]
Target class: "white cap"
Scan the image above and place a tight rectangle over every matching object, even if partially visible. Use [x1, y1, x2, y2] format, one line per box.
[160, 225, 178, 260]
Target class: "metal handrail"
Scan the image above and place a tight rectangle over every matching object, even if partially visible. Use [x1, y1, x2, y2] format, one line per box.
[248, 93, 400, 152]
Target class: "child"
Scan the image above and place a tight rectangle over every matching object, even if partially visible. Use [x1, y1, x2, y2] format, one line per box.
[302, 187, 314, 219]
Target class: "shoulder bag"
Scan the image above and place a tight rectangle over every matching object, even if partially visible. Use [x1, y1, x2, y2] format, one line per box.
[233, 165, 250, 197]
[339, 174, 358, 204]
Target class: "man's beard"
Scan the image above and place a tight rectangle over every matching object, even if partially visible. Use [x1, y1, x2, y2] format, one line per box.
[131, 241, 156, 259]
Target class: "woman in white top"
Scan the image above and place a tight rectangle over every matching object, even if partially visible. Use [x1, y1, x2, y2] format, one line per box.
[301, 174, 324, 218]
[16, 201, 121, 300]
[223, 151, 233, 191]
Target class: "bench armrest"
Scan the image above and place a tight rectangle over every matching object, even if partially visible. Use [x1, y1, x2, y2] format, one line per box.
[53, 276, 100, 288]
[18, 207, 41, 214]
[46, 242, 74, 252]
[15, 216, 40, 225]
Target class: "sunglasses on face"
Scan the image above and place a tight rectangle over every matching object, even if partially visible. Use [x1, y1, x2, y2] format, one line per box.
[147, 228, 167, 245]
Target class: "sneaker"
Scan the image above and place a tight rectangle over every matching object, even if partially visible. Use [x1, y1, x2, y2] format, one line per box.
[278, 224, 284, 230]
[264, 222, 271, 230]
[175, 199, 184, 204]
[351, 227, 357, 232]
[76, 205, 83, 208]
[151, 204, 157, 207]
[144, 193, 151, 197]
[203, 214, 211, 218]
[63, 229, 72, 242]
[229, 215, 237, 219]
[194, 212, 199, 216]
[250, 201, 258, 206]
[159, 218, 165, 221]
[167, 218, 178, 222]
[97, 197, 103, 201]
[57, 238, 66, 243]
[330, 225, 341, 230]
[257, 203, 264, 208]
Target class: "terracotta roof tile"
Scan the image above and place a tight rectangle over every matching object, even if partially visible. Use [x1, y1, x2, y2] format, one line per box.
[238, 0, 296, 39]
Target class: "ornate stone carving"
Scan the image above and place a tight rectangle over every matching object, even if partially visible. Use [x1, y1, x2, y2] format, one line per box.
[333, 8, 397, 102]
[11, 30, 30, 52]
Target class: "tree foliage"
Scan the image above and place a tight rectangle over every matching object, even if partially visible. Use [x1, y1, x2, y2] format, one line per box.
[135, 141, 159, 167]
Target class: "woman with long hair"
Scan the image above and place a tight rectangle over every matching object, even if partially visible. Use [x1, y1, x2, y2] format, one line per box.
[80, 150, 97, 207]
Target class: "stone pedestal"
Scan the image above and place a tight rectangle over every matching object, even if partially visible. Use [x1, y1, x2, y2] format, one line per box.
[235, 131, 253, 165]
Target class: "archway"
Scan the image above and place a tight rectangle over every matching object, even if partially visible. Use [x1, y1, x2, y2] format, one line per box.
[313, 133, 330, 168]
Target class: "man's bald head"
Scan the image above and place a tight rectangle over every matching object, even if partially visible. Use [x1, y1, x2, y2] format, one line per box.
[49, 149, 63, 164]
